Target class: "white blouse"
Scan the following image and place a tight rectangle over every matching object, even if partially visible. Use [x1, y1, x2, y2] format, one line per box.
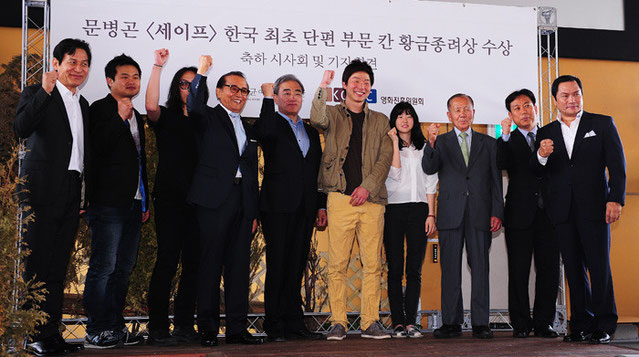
[385, 144, 438, 204]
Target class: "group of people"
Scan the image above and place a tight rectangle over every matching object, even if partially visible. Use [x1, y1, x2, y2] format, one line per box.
[15, 37, 626, 356]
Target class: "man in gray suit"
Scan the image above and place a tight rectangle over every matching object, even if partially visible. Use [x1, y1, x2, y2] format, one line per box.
[422, 93, 504, 339]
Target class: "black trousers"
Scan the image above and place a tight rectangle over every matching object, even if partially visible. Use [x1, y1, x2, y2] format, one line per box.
[556, 198, 617, 334]
[23, 171, 81, 340]
[147, 196, 199, 332]
[195, 184, 251, 335]
[505, 207, 559, 331]
[261, 205, 315, 336]
[383, 202, 428, 327]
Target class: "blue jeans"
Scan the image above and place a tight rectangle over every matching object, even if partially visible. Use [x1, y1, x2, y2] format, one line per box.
[83, 201, 142, 335]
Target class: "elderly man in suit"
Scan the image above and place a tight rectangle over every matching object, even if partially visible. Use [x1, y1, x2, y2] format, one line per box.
[256, 76, 326, 342]
[14, 38, 90, 356]
[533, 75, 626, 345]
[497, 89, 559, 339]
[422, 93, 503, 339]
[187, 55, 262, 347]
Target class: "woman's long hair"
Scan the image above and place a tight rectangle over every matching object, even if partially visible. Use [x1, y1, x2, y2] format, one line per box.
[389, 101, 425, 150]
[165, 66, 201, 111]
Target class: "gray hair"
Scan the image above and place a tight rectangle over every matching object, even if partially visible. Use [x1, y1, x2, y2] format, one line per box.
[273, 74, 305, 95]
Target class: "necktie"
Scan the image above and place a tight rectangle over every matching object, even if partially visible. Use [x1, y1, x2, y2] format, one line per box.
[460, 132, 469, 166]
[229, 112, 247, 154]
[527, 131, 536, 152]
[124, 119, 147, 212]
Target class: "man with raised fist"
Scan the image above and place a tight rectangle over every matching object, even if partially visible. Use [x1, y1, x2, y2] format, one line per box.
[422, 93, 503, 340]
[14, 38, 91, 356]
[83, 54, 147, 349]
[186, 55, 262, 347]
[310, 60, 392, 341]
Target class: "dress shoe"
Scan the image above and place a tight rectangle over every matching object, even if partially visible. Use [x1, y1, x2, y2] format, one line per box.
[147, 330, 178, 346]
[266, 334, 287, 342]
[226, 330, 264, 345]
[286, 328, 323, 340]
[433, 324, 462, 339]
[26, 338, 67, 356]
[200, 332, 218, 347]
[472, 325, 494, 339]
[172, 326, 200, 343]
[512, 328, 530, 338]
[589, 330, 611, 344]
[534, 325, 559, 338]
[563, 330, 589, 342]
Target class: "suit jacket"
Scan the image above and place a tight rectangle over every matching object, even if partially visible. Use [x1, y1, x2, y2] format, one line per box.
[255, 98, 324, 214]
[88, 94, 149, 209]
[422, 129, 503, 231]
[497, 129, 543, 229]
[186, 74, 259, 219]
[531, 111, 626, 224]
[14, 84, 91, 206]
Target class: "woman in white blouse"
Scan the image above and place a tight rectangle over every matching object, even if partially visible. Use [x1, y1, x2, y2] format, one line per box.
[384, 102, 438, 338]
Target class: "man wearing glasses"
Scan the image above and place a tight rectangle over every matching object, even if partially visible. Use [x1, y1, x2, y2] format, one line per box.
[186, 55, 262, 347]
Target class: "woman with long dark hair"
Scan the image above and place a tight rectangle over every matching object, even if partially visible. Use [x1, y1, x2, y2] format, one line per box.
[384, 101, 438, 338]
[144, 49, 205, 346]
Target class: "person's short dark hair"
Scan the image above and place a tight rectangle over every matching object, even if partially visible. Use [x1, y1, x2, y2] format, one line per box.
[551, 75, 583, 99]
[342, 59, 374, 86]
[273, 74, 305, 95]
[104, 54, 141, 86]
[447, 93, 474, 111]
[505, 89, 536, 112]
[216, 71, 247, 89]
[166, 66, 200, 111]
[389, 101, 426, 151]
[53, 38, 92, 66]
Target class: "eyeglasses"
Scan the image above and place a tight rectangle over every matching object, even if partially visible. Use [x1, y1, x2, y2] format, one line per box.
[178, 80, 191, 90]
[224, 84, 250, 96]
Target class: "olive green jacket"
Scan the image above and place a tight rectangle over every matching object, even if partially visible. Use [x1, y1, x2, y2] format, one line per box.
[310, 87, 392, 205]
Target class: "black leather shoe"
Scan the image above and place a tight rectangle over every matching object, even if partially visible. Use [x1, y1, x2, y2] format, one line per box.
[534, 325, 559, 338]
[589, 330, 611, 344]
[472, 325, 494, 339]
[433, 324, 462, 339]
[563, 330, 588, 342]
[226, 330, 264, 345]
[26, 338, 67, 356]
[147, 330, 178, 346]
[266, 334, 287, 342]
[286, 328, 323, 340]
[512, 328, 530, 338]
[200, 332, 218, 347]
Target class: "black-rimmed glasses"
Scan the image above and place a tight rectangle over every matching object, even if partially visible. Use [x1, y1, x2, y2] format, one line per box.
[178, 80, 191, 90]
[224, 84, 250, 96]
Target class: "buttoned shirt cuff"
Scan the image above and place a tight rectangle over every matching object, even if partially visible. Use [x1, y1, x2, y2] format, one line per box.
[501, 133, 510, 142]
[537, 151, 548, 166]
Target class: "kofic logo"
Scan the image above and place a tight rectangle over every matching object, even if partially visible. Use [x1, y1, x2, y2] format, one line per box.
[325, 88, 377, 104]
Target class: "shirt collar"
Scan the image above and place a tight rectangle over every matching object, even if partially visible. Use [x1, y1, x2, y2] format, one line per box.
[277, 111, 303, 126]
[453, 127, 471, 138]
[56, 80, 79, 99]
[220, 104, 241, 118]
[516, 125, 538, 136]
[559, 110, 583, 128]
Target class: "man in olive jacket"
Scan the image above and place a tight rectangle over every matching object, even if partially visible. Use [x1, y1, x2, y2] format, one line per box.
[310, 60, 392, 340]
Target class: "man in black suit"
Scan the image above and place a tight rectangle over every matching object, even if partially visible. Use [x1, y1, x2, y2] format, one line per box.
[83, 54, 147, 349]
[187, 55, 262, 346]
[14, 38, 90, 356]
[497, 89, 559, 339]
[534, 75, 626, 344]
[422, 93, 503, 339]
[256, 76, 326, 342]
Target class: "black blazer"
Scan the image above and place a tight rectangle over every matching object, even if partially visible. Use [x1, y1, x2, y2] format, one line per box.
[88, 94, 149, 209]
[531, 111, 626, 224]
[186, 74, 259, 219]
[14, 84, 91, 206]
[497, 129, 543, 229]
[422, 129, 503, 231]
[255, 98, 324, 214]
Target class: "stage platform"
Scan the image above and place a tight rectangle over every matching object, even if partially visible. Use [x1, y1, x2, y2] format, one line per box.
[73, 332, 639, 357]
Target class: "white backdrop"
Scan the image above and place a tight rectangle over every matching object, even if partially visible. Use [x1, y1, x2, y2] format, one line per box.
[50, 0, 539, 123]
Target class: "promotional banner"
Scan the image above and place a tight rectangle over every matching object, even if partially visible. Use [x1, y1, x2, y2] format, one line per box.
[51, 0, 539, 123]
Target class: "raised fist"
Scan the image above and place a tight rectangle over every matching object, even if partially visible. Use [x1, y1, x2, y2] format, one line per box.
[538, 138, 554, 158]
[387, 127, 398, 144]
[320, 70, 335, 88]
[42, 70, 58, 94]
[261, 83, 274, 97]
[198, 55, 212, 75]
[501, 116, 512, 135]
[118, 97, 134, 121]
[427, 123, 440, 146]
[154, 48, 169, 67]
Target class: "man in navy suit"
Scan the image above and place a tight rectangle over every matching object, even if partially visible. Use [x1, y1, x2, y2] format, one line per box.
[497, 89, 559, 339]
[187, 55, 262, 347]
[14, 38, 90, 356]
[533, 75, 626, 344]
[422, 93, 503, 339]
